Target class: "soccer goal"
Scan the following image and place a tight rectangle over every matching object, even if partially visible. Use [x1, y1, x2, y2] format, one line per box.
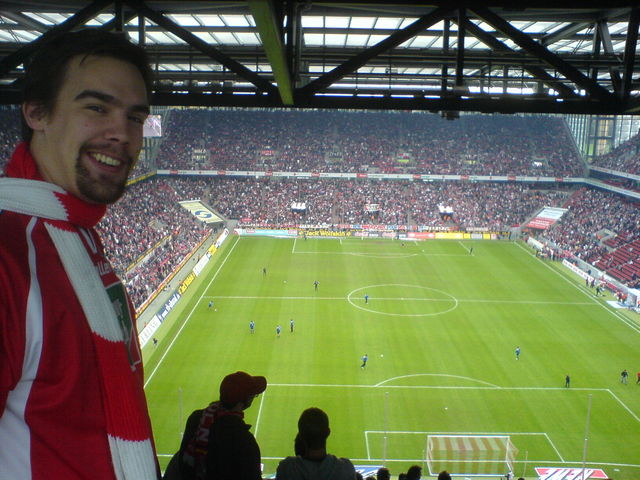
[425, 434, 518, 477]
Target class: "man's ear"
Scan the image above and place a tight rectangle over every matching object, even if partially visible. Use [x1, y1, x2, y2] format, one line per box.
[22, 101, 48, 131]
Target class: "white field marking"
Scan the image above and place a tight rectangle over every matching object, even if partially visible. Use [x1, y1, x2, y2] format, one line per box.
[364, 430, 558, 463]
[514, 242, 640, 335]
[144, 236, 240, 389]
[202, 294, 594, 307]
[365, 429, 372, 459]
[365, 430, 551, 435]
[254, 389, 267, 439]
[376, 373, 500, 388]
[347, 285, 458, 317]
[544, 431, 566, 462]
[458, 241, 471, 253]
[161, 449, 639, 469]
[266, 382, 610, 393]
[256, 457, 639, 467]
[607, 389, 640, 423]
[291, 236, 297, 254]
[295, 250, 418, 259]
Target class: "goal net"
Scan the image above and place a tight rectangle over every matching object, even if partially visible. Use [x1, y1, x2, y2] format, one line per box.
[425, 435, 518, 477]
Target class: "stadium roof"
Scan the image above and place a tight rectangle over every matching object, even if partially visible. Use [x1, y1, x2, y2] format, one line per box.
[1, 1, 639, 115]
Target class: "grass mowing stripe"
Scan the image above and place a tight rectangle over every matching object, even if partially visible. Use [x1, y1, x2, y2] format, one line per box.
[144, 235, 240, 389]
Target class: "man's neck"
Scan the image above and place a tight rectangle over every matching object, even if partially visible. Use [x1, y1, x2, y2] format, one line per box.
[303, 447, 327, 461]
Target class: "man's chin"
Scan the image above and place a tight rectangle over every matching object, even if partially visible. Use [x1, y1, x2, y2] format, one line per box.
[78, 181, 126, 205]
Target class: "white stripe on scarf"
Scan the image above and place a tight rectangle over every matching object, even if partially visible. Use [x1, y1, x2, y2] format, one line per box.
[0, 177, 157, 480]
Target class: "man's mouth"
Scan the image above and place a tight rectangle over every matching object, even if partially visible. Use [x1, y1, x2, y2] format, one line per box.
[92, 152, 122, 167]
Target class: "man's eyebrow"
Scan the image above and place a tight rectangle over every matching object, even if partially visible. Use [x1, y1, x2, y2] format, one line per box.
[74, 89, 150, 115]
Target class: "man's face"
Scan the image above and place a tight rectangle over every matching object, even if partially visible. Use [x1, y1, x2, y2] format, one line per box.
[25, 54, 149, 204]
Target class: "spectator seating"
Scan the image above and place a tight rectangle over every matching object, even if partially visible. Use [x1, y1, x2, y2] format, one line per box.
[156, 109, 584, 177]
[590, 132, 640, 175]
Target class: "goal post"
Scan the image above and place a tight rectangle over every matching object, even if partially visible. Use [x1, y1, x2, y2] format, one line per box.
[425, 434, 518, 477]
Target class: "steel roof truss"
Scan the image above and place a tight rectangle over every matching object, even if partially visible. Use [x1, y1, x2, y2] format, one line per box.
[471, 5, 617, 103]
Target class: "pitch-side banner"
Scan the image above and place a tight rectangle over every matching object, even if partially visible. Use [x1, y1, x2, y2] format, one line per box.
[535, 467, 608, 479]
[179, 200, 222, 224]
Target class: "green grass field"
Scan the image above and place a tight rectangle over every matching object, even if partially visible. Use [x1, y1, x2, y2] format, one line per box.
[143, 236, 640, 479]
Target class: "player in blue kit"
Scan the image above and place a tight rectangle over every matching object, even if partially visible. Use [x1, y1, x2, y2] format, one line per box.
[361, 354, 368, 369]
[515, 346, 520, 360]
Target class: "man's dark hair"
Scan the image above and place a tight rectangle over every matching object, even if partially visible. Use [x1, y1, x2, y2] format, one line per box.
[21, 28, 153, 141]
[376, 467, 391, 480]
[297, 407, 330, 450]
[407, 465, 422, 479]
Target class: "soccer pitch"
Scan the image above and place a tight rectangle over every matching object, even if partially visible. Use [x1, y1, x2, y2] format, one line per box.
[143, 236, 640, 479]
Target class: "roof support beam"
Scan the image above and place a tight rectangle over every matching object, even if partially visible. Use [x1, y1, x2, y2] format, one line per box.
[150, 90, 632, 116]
[455, 8, 465, 90]
[125, 0, 277, 95]
[0, 0, 113, 77]
[460, 18, 577, 98]
[248, 0, 293, 104]
[621, 8, 639, 102]
[597, 19, 623, 94]
[0, 12, 48, 34]
[540, 22, 590, 47]
[441, 18, 450, 93]
[285, 0, 302, 89]
[471, 5, 618, 104]
[297, 5, 455, 95]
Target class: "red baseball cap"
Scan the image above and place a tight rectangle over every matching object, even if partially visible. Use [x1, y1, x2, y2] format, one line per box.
[220, 371, 267, 405]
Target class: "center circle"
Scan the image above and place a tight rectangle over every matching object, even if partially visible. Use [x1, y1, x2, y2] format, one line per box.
[347, 284, 458, 317]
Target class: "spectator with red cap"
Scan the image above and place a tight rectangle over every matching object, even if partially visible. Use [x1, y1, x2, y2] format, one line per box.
[164, 371, 267, 480]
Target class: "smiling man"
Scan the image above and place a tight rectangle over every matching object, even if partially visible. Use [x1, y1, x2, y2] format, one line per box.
[0, 30, 159, 479]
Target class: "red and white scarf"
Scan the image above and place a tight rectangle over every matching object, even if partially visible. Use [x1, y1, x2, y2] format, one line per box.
[0, 143, 158, 479]
[183, 402, 244, 480]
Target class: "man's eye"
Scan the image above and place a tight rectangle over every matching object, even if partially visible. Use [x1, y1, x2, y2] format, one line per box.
[129, 115, 145, 125]
[87, 105, 105, 113]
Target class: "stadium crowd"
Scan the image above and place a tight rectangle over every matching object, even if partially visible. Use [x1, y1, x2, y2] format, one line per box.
[92, 176, 571, 310]
[2, 104, 638, 306]
[590, 131, 640, 175]
[0, 107, 21, 172]
[542, 187, 640, 287]
[96, 178, 212, 309]
[163, 176, 568, 230]
[156, 109, 584, 177]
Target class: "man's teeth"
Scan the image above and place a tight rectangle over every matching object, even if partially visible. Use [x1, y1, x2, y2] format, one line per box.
[93, 153, 120, 166]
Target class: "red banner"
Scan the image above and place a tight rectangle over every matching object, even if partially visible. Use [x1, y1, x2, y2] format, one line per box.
[535, 467, 607, 479]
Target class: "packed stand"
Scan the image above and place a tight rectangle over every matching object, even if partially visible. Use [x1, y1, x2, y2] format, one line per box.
[0, 107, 22, 175]
[156, 109, 584, 177]
[99, 177, 565, 307]
[590, 132, 640, 175]
[97, 178, 212, 310]
[162, 176, 567, 231]
[543, 187, 640, 287]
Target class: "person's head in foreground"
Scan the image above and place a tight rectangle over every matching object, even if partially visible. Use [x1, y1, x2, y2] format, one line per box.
[22, 28, 152, 204]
